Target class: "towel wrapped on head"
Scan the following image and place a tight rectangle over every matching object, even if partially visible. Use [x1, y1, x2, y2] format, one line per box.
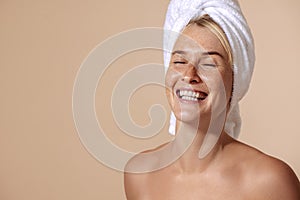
[164, 0, 255, 139]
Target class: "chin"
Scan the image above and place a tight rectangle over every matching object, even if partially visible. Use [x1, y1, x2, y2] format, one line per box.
[171, 101, 212, 126]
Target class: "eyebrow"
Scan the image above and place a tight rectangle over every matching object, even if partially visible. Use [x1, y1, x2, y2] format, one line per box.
[172, 50, 224, 59]
[171, 50, 186, 55]
[203, 51, 224, 59]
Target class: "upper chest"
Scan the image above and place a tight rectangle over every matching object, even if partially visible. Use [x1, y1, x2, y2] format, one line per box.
[137, 171, 252, 200]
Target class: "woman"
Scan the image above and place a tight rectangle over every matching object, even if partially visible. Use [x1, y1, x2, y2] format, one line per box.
[124, 0, 300, 199]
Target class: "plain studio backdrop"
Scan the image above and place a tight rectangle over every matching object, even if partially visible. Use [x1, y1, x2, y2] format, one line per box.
[1, 0, 299, 199]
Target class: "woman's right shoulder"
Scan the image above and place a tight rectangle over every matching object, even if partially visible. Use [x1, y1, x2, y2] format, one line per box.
[124, 141, 170, 172]
[124, 142, 170, 200]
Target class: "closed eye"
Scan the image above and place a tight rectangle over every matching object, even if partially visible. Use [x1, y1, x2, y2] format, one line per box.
[174, 61, 186, 64]
[202, 63, 217, 67]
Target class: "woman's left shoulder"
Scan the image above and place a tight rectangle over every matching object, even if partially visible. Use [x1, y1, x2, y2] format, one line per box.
[233, 141, 300, 199]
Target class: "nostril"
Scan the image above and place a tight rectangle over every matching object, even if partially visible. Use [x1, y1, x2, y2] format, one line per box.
[181, 76, 200, 84]
[190, 79, 198, 84]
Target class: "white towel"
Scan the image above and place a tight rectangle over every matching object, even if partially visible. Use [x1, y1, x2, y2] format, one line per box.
[164, 0, 255, 139]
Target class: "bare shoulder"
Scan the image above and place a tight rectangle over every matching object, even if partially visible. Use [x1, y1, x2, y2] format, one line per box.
[229, 140, 300, 199]
[253, 156, 300, 199]
[124, 153, 150, 200]
[124, 142, 170, 199]
[124, 169, 147, 200]
[124, 141, 170, 172]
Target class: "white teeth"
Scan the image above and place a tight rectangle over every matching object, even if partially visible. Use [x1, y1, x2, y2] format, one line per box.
[179, 89, 201, 101]
[182, 96, 197, 101]
[179, 90, 201, 98]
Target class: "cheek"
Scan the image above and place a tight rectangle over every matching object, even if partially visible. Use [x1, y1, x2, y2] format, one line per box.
[201, 70, 228, 111]
[165, 68, 182, 99]
[165, 68, 181, 107]
[204, 66, 232, 100]
[222, 69, 233, 101]
[165, 68, 179, 88]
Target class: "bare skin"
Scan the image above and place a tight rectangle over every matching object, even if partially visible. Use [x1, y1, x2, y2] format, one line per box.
[125, 134, 300, 200]
[124, 24, 300, 200]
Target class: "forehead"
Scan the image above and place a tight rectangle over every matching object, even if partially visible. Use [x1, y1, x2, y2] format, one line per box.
[173, 24, 226, 56]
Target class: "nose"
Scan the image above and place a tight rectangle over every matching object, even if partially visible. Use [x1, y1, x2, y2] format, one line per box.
[181, 64, 201, 84]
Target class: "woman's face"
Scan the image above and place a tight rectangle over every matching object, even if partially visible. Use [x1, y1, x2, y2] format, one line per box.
[165, 23, 233, 124]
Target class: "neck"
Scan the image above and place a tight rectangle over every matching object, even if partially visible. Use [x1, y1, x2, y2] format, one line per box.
[170, 119, 232, 173]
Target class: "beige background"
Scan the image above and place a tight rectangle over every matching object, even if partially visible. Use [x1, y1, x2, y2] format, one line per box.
[1, 0, 299, 199]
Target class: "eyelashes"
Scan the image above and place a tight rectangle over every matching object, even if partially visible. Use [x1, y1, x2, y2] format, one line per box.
[171, 54, 219, 69]
[172, 60, 217, 68]
[173, 61, 186, 64]
[201, 63, 217, 68]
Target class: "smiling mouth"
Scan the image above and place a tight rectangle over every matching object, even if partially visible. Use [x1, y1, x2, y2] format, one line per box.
[176, 89, 208, 102]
